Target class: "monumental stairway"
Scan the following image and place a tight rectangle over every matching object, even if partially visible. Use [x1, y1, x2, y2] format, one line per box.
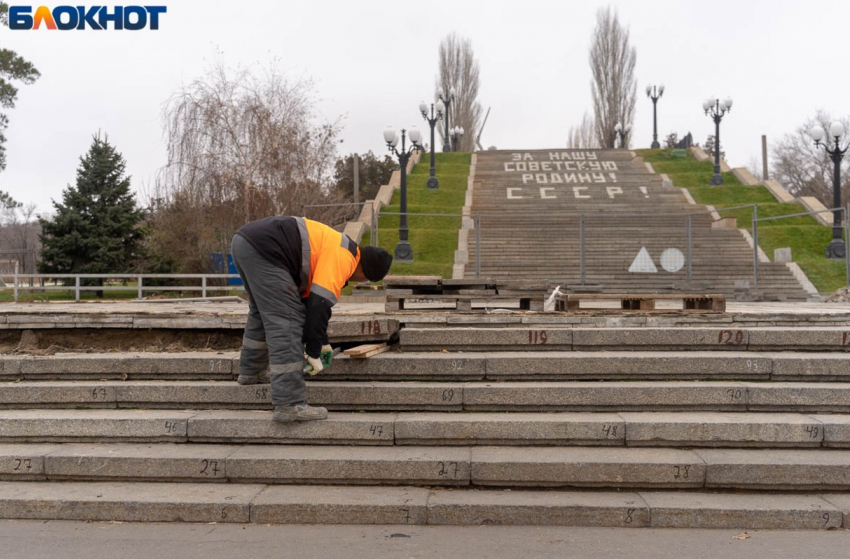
[0, 302, 849, 529]
[467, 149, 808, 299]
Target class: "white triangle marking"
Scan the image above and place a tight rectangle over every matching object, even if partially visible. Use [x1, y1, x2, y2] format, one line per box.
[629, 247, 658, 273]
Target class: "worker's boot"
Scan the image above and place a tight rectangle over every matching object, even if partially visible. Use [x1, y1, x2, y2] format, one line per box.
[273, 403, 328, 422]
[237, 369, 270, 385]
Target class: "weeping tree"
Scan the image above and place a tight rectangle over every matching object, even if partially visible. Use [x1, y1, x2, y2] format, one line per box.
[149, 62, 344, 273]
[589, 7, 637, 149]
[436, 33, 483, 152]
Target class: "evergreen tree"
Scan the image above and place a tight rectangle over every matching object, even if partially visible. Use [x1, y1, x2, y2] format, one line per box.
[39, 134, 144, 293]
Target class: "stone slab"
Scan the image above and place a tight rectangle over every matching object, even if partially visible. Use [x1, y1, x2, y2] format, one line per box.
[463, 381, 749, 411]
[327, 354, 485, 380]
[427, 489, 649, 527]
[619, 412, 825, 448]
[0, 358, 24, 380]
[771, 355, 850, 380]
[394, 412, 624, 446]
[748, 328, 850, 351]
[572, 328, 750, 350]
[0, 444, 60, 480]
[809, 415, 850, 448]
[186, 411, 395, 445]
[306, 382, 463, 411]
[484, 352, 771, 381]
[400, 328, 572, 351]
[0, 481, 262, 523]
[471, 447, 705, 488]
[45, 443, 236, 482]
[696, 448, 850, 489]
[326, 318, 399, 342]
[0, 381, 118, 408]
[250, 485, 429, 525]
[640, 492, 842, 529]
[227, 445, 470, 485]
[746, 383, 850, 412]
[0, 410, 193, 443]
[21, 353, 236, 380]
[0, 381, 464, 412]
[116, 382, 272, 409]
[820, 494, 850, 528]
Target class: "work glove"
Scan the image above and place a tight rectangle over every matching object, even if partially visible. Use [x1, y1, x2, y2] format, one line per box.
[320, 344, 334, 369]
[303, 354, 324, 376]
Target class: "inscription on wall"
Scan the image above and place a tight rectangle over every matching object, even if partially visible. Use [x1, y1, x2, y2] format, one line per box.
[500, 152, 645, 200]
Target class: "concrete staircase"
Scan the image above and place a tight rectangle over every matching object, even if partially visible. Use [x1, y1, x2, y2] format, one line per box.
[466, 149, 809, 300]
[1, 315, 850, 529]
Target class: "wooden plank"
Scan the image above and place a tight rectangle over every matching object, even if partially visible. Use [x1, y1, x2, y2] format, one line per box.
[347, 343, 391, 359]
[343, 343, 385, 356]
[440, 279, 496, 287]
[383, 275, 442, 287]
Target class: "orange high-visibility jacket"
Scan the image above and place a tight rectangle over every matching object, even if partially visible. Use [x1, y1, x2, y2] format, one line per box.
[235, 216, 360, 357]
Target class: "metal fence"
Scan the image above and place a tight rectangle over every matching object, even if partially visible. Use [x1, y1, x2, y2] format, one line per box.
[752, 205, 850, 290]
[4, 272, 244, 303]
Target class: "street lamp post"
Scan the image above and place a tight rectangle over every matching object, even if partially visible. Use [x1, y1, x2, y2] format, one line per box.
[450, 126, 465, 152]
[614, 123, 631, 149]
[437, 87, 456, 152]
[384, 126, 422, 262]
[419, 100, 444, 190]
[703, 96, 733, 186]
[810, 122, 848, 259]
[646, 84, 665, 148]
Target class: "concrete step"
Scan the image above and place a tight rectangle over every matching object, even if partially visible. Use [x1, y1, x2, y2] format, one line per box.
[5, 443, 850, 491]
[398, 327, 850, 352]
[0, 480, 846, 528]
[6, 350, 848, 381]
[311, 351, 850, 382]
[0, 409, 847, 448]
[2, 380, 850, 413]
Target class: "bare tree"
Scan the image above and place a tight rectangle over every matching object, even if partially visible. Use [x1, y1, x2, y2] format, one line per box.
[436, 33, 482, 152]
[0, 201, 40, 274]
[589, 7, 637, 149]
[772, 111, 850, 207]
[566, 112, 599, 149]
[150, 62, 345, 273]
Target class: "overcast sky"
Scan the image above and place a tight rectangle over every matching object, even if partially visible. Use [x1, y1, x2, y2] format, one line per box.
[2, 0, 849, 212]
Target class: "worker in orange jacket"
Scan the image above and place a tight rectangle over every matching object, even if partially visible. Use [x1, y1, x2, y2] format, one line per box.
[231, 216, 392, 422]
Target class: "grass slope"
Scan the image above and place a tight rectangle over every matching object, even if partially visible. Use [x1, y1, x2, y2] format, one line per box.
[637, 149, 845, 292]
[362, 152, 471, 279]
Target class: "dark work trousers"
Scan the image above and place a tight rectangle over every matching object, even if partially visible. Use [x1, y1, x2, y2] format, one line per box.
[230, 234, 307, 406]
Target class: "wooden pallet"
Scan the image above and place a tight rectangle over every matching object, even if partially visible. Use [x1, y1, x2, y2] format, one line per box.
[555, 293, 726, 313]
[386, 294, 544, 312]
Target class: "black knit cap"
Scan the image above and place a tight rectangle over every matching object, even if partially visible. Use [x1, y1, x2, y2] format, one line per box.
[359, 246, 393, 282]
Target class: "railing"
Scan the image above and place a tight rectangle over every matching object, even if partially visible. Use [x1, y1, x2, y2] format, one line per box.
[5, 272, 244, 303]
[752, 205, 850, 291]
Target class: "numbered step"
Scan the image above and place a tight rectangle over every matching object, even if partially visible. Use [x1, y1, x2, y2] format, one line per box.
[0, 445, 51, 478]
[398, 328, 573, 351]
[304, 382, 464, 411]
[44, 444, 232, 481]
[0, 410, 193, 442]
[749, 329, 850, 351]
[573, 328, 751, 350]
[329, 354, 485, 380]
[394, 412, 626, 445]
